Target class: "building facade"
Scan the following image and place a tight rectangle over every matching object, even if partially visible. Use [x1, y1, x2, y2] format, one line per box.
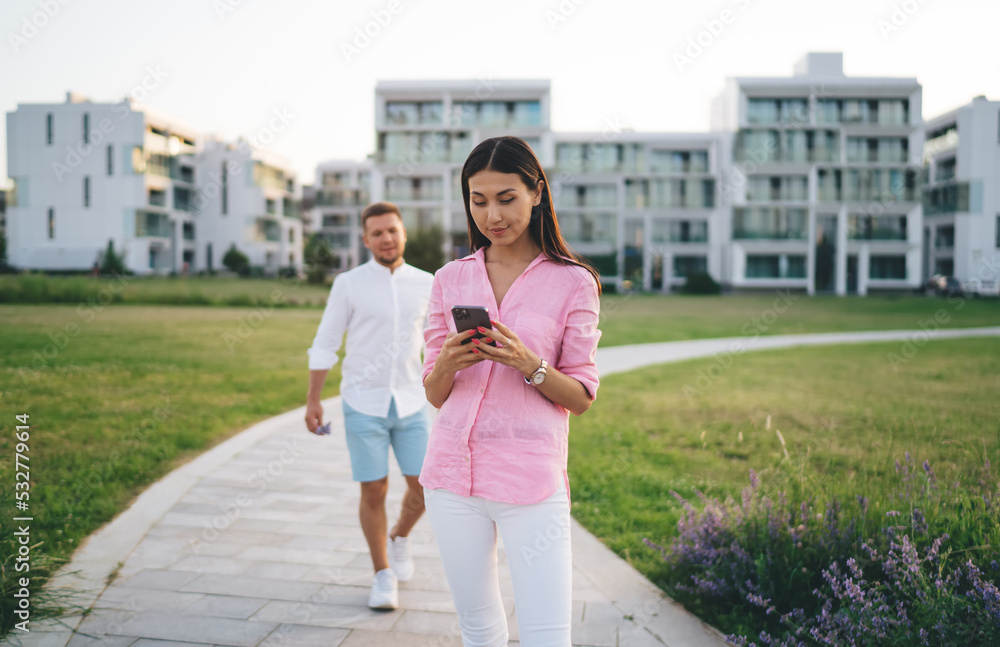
[5, 92, 302, 275]
[313, 56, 940, 295]
[713, 52, 924, 295]
[922, 96, 1000, 293]
[197, 139, 302, 275]
[549, 132, 725, 291]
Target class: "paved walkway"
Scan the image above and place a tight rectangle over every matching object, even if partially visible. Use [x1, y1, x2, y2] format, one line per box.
[8, 327, 999, 647]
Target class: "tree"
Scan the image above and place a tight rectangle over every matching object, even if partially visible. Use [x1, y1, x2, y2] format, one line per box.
[304, 233, 339, 285]
[405, 225, 446, 274]
[222, 244, 250, 276]
[100, 239, 126, 275]
[0, 230, 7, 268]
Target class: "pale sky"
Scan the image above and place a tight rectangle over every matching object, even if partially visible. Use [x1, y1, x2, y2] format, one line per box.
[2, 0, 998, 185]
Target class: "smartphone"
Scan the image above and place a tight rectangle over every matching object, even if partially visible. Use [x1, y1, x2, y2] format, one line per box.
[451, 305, 497, 346]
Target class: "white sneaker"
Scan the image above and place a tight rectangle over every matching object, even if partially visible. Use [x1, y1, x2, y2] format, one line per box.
[387, 534, 414, 581]
[368, 568, 398, 609]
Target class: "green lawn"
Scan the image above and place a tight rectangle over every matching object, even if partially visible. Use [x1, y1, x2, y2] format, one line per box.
[0, 306, 340, 562]
[596, 292, 1000, 346]
[568, 337, 1000, 591]
[0, 296, 997, 632]
[0, 274, 333, 307]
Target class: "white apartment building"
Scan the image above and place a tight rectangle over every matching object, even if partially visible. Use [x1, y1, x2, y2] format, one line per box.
[6, 92, 200, 274]
[713, 53, 924, 295]
[5, 93, 302, 275]
[318, 80, 728, 291]
[549, 132, 725, 291]
[197, 138, 302, 274]
[375, 79, 551, 259]
[311, 160, 372, 270]
[922, 96, 1000, 293]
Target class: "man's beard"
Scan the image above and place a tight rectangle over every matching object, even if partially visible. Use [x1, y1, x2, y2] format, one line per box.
[374, 250, 400, 265]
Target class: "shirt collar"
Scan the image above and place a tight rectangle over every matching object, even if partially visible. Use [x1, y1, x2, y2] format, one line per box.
[365, 258, 409, 276]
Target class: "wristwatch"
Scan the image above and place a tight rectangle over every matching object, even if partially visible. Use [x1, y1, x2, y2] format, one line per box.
[524, 358, 548, 386]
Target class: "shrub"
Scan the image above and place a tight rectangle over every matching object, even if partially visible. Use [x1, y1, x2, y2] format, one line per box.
[681, 271, 721, 295]
[304, 234, 338, 285]
[222, 244, 250, 277]
[99, 239, 125, 276]
[646, 454, 1000, 643]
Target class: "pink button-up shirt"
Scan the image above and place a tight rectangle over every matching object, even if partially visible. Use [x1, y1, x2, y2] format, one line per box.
[419, 248, 602, 505]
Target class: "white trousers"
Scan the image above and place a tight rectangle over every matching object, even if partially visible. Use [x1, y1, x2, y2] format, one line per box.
[423, 485, 573, 647]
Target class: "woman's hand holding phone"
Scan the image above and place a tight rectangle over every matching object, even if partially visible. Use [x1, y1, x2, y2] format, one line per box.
[432, 330, 487, 376]
[468, 320, 540, 379]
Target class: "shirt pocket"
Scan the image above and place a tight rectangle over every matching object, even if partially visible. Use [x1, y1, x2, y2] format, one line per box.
[512, 311, 561, 361]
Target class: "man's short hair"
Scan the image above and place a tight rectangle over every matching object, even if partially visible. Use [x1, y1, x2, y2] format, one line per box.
[361, 202, 403, 230]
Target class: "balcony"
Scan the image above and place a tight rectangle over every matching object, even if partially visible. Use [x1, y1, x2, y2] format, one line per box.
[316, 188, 369, 207]
[250, 217, 281, 243]
[923, 181, 970, 215]
[135, 210, 172, 238]
[848, 216, 908, 241]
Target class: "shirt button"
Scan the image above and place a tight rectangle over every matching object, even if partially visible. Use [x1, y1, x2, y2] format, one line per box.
[464, 456, 470, 462]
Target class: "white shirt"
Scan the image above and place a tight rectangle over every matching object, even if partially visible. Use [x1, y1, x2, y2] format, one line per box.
[308, 259, 435, 418]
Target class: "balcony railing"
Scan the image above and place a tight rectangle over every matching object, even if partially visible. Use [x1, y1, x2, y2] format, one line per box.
[135, 210, 172, 238]
[733, 229, 808, 240]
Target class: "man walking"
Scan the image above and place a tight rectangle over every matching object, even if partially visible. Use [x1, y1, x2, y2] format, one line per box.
[305, 201, 434, 609]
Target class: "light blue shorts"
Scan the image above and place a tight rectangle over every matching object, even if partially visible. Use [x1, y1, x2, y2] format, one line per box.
[342, 398, 429, 483]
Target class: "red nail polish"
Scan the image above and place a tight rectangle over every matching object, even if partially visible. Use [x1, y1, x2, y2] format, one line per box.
[471, 338, 480, 345]
[473, 349, 479, 354]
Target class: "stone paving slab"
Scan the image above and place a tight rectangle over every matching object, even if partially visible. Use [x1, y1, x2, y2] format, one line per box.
[23, 327, 991, 645]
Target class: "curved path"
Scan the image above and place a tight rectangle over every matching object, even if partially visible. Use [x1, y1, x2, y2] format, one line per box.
[8, 327, 999, 647]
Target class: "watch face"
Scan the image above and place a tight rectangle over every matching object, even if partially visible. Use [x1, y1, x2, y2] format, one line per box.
[532, 371, 546, 385]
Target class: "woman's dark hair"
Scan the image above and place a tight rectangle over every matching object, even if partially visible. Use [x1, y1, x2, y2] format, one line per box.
[460, 136, 602, 293]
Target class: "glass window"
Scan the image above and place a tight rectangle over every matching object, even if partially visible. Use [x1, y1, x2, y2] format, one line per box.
[747, 99, 778, 125]
[48, 208, 54, 239]
[479, 102, 507, 127]
[419, 102, 443, 125]
[870, 255, 906, 279]
[46, 113, 53, 145]
[625, 179, 647, 208]
[848, 215, 907, 240]
[512, 101, 541, 126]
[452, 101, 477, 126]
[83, 113, 89, 144]
[935, 225, 955, 249]
[107, 144, 114, 175]
[787, 256, 807, 278]
[673, 255, 707, 278]
[996, 214, 1000, 248]
[690, 151, 709, 173]
[386, 102, 418, 125]
[83, 176, 90, 207]
[817, 100, 839, 124]
[746, 255, 779, 278]
[733, 207, 806, 240]
[556, 144, 584, 172]
[221, 162, 228, 215]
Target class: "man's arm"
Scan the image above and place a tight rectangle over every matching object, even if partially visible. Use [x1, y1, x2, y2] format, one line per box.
[305, 275, 351, 432]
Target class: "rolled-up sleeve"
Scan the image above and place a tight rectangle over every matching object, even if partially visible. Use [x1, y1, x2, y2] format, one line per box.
[307, 273, 350, 370]
[557, 276, 602, 404]
[422, 274, 448, 384]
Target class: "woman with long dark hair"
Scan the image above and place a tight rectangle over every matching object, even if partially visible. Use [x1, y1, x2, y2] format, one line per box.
[420, 136, 602, 645]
